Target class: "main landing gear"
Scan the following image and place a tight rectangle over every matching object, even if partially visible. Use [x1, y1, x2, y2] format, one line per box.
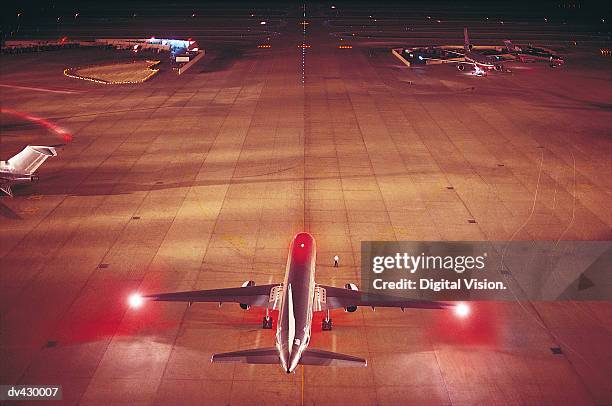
[322, 309, 333, 331]
[262, 308, 273, 329]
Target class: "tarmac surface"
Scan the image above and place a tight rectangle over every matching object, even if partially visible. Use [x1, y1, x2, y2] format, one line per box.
[1, 2, 611, 405]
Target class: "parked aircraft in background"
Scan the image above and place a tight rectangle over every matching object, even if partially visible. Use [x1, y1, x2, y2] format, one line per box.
[129, 232, 468, 373]
[503, 40, 564, 67]
[394, 28, 513, 76]
[457, 28, 508, 75]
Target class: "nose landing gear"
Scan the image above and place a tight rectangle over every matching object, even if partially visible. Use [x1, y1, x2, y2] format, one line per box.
[322, 318, 333, 331]
[262, 308, 273, 329]
[322, 309, 333, 331]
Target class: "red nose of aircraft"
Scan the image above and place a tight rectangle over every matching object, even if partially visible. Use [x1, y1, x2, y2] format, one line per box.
[291, 232, 315, 262]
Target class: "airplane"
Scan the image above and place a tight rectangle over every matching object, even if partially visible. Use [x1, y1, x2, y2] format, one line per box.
[0, 145, 60, 196]
[128, 232, 469, 373]
[456, 28, 508, 76]
[503, 40, 564, 67]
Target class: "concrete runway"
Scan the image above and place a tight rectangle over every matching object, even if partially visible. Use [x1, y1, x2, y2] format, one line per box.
[1, 3, 611, 405]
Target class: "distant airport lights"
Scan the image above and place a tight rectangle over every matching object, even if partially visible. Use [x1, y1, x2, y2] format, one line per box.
[258, 44, 271, 49]
[338, 45, 353, 49]
[600, 49, 611, 56]
[300, 21, 309, 25]
[298, 44, 311, 49]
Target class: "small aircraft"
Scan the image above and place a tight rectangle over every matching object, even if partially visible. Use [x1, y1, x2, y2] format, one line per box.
[129, 233, 469, 373]
[503, 40, 564, 67]
[0, 145, 61, 196]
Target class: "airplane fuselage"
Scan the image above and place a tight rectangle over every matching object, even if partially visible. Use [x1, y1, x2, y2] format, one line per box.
[517, 50, 563, 65]
[276, 232, 316, 373]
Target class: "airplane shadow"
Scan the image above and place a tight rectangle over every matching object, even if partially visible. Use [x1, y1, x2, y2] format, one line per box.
[198, 48, 247, 73]
[29, 167, 416, 198]
[0, 201, 22, 219]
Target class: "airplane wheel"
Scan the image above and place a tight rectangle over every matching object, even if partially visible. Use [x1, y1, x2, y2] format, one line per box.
[262, 316, 273, 329]
[322, 319, 333, 331]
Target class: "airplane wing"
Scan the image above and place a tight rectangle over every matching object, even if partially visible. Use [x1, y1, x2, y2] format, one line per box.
[319, 285, 452, 310]
[7, 145, 59, 174]
[211, 347, 279, 364]
[142, 284, 281, 308]
[299, 348, 367, 367]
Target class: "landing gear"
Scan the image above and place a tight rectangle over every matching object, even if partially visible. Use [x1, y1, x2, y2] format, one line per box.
[262, 308, 273, 329]
[322, 309, 333, 331]
[322, 318, 333, 331]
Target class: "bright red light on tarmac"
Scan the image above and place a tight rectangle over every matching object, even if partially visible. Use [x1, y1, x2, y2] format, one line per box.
[1, 108, 73, 143]
[455, 302, 470, 318]
[128, 293, 144, 308]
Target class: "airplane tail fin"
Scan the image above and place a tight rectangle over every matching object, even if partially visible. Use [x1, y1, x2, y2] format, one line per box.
[464, 27, 471, 52]
[211, 347, 279, 364]
[7, 145, 59, 174]
[299, 348, 367, 367]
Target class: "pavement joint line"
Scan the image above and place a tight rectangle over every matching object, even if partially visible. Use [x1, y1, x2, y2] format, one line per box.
[150, 43, 258, 405]
[27, 86, 193, 392]
[0, 93, 160, 340]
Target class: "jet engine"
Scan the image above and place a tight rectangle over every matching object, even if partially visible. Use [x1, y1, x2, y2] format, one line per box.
[31, 174, 40, 182]
[239, 280, 255, 310]
[457, 64, 466, 71]
[344, 283, 358, 312]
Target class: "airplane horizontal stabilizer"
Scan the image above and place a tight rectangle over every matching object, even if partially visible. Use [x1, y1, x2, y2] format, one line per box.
[0, 185, 13, 197]
[299, 348, 367, 367]
[211, 347, 279, 364]
[7, 145, 59, 174]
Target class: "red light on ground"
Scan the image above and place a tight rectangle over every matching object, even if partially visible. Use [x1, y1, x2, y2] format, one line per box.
[1, 108, 73, 143]
[454, 302, 470, 318]
[128, 293, 144, 308]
